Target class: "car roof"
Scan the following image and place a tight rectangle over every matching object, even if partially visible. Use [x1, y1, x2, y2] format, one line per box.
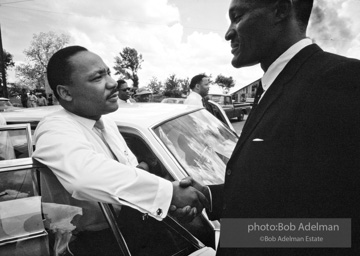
[1, 103, 203, 128]
[208, 94, 229, 96]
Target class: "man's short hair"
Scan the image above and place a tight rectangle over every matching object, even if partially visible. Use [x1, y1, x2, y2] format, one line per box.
[254, 0, 313, 32]
[189, 74, 207, 90]
[117, 79, 127, 88]
[47, 46, 88, 99]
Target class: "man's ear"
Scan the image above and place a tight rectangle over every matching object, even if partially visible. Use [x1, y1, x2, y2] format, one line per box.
[57, 85, 73, 102]
[194, 83, 201, 92]
[274, 0, 293, 23]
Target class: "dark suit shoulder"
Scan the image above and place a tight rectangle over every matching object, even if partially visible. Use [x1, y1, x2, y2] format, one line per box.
[310, 50, 360, 91]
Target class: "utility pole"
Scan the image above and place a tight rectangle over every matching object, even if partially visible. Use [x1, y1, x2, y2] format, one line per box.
[0, 24, 8, 98]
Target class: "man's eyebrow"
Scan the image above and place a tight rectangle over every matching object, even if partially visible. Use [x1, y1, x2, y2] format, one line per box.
[89, 68, 109, 76]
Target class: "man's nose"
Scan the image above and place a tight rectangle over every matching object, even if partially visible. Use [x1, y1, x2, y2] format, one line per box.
[106, 76, 118, 89]
[225, 25, 235, 41]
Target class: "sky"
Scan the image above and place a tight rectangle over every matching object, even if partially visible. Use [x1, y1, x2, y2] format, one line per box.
[1, 0, 360, 91]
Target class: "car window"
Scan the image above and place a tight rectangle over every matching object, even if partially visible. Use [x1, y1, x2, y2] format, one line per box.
[224, 97, 231, 105]
[153, 109, 236, 185]
[0, 124, 33, 160]
[120, 133, 216, 252]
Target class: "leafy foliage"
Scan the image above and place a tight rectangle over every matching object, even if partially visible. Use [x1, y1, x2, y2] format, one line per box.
[114, 47, 143, 89]
[0, 49, 15, 75]
[16, 31, 70, 89]
[163, 74, 183, 97]
[214, 74, 235, 89]
[147, 77, 163, 94]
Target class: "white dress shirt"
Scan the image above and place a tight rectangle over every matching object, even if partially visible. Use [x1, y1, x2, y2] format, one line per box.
[260, 38, 313, 102]
[33, 109, 173, 230]
[184, 90, 203, 106]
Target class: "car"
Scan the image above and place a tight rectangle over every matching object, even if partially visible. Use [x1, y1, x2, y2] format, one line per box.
[0, 98, 22, 112]
[208, 94, 252, 121]
[0, 103, 238, 255]
[161, 97, 185, 104]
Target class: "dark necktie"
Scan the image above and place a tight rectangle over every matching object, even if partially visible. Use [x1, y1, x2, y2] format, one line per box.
[253, 80, 264, 105]
[94, 119, 128, 163]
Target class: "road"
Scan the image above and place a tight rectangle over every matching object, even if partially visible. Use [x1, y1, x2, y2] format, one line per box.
[230, 115, 248, 135]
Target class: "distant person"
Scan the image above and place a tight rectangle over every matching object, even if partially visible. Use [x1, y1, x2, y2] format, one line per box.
[28, 92, 37, 107]
[134, 90, 151, 102]
[47, 94, 54, 106]
[184, 74, 213, 114]
[20, 89, 28, 108]
[37, 94, 48, 106]
[117, 79, 135, 104]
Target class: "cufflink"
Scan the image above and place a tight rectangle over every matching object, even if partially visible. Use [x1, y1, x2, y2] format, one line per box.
[156, 208, 163, 216]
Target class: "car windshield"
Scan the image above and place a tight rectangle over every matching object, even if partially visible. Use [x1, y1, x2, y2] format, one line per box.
[153, 109, 237, 185]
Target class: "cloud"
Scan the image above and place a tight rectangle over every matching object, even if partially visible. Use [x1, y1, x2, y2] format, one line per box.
[308, 0, 357, 56]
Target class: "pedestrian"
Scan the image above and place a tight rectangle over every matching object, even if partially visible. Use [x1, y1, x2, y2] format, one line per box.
[20, 89, 28, 108]
[28, 91, 37, 107]
[37, 93, 48, 106]
[177, 0, 360, 255]
[184, 74, 213, 114]
[117, 79, 135, 104]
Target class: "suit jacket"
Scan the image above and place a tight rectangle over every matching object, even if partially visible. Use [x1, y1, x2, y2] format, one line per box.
[209, 44, 360, 255]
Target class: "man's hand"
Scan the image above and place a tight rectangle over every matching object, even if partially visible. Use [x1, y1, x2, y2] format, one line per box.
[170, 181, 209, 220]
[170, 177, 211, 221]
[179, 177, 210, 202]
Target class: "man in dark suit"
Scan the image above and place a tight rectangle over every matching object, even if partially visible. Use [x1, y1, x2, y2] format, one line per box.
[178, 0, 360, 255]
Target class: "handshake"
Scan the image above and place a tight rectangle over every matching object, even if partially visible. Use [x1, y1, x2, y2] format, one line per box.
[170, 177, 211, 222]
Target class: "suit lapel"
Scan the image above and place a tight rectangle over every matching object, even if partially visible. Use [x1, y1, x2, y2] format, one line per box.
[229, 44, 322, 162]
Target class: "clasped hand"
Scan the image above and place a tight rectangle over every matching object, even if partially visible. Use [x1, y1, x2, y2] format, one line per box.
[170, 177, 210, 222]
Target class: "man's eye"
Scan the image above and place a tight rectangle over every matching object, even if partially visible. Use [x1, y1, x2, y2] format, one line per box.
[233, 15, 242, 22]
[92, 76, 102, 81]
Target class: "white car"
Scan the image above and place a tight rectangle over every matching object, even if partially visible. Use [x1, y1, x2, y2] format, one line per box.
[0, 97, 22, 112]
[161, 97, 186, 104]
[0, 103, 238, 256]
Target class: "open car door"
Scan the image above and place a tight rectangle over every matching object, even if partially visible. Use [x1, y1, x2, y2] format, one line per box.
[208, 100, 239, 137]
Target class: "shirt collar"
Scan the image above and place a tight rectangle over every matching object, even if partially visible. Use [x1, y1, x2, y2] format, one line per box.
[262, 38, 313, 91]
[65, 109, 98, 130]
[190, 90, 202, 100]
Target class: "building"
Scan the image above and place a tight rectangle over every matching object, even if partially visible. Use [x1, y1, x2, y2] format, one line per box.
[230, 79, 261, 102]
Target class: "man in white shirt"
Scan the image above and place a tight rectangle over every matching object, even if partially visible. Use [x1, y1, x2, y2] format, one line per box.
[179, 0, 360, 255]
[184, 74, 210, 107]
[117, 79, 135, 104]
[33, 46, 208, 255]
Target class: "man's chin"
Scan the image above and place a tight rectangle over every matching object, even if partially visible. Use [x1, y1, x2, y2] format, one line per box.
[231, 56, 258, 68]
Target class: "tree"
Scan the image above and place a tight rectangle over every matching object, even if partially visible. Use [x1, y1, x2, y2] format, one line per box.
[0, 50, 15, 90]
[114, 47, 144, 89]
[178, 77, 190, 95]
[163, 74, 182, 98]
[0, 49, 15, 76]
[147, 77, 163, 94]
[16, 31, 70, 89]
[214, 74, 235, 89]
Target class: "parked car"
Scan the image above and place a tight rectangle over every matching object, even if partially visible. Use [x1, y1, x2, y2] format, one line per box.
[1, 103, 238, 255]
[0, 98, 22, 112]
[161, 97, 238, 136]
[161, 97, 185, 104]
[208, 94, 252, 121]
